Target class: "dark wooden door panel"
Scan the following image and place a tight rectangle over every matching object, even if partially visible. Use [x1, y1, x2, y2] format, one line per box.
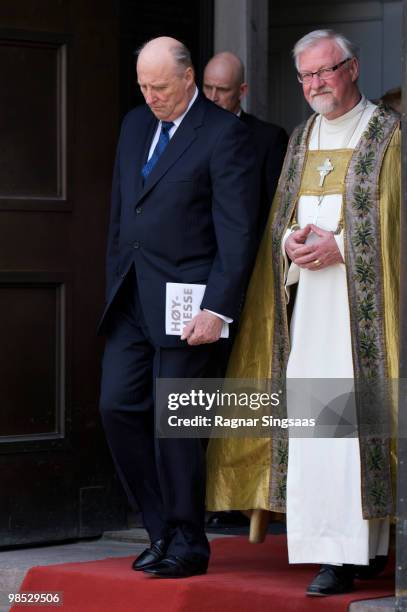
[0, 0, 127, 546]
[0, 36, 64, 201]
[0, 275, 64, 439]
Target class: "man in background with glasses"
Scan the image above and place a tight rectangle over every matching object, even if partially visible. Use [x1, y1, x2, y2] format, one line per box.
[207, 28, 400, 596]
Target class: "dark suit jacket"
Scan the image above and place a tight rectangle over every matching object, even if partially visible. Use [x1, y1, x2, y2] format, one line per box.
[240, 111, 287, 238]
[99, 94, 259, 346]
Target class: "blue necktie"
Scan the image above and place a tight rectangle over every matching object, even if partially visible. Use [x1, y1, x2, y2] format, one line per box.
[142, 121, 174, 180]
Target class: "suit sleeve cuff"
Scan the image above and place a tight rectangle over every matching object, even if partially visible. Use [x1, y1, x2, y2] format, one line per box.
[204, 309, 233, 324]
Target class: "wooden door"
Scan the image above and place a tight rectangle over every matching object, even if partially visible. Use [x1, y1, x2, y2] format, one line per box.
[0, 0, 127, 546]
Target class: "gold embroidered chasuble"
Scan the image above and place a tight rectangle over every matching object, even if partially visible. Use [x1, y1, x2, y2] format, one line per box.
[206, 104, 400, 529]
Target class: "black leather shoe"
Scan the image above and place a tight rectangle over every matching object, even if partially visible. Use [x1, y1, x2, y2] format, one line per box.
[353, 555, 389, 579]
[306, 565, 354, 596]
[143, 555, 207, 578]
[132, 539, 167, 571]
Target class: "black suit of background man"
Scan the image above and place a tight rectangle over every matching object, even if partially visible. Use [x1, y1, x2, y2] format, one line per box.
[239, 110, 288, 238]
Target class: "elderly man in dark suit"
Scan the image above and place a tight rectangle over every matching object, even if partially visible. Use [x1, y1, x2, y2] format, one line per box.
[203, 51, 288, 239]
[98, 37, 258, 578]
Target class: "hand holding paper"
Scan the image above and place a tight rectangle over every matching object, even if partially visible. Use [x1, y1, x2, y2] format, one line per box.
[181, 310, 224, 345]
[165, 282, 229, 342]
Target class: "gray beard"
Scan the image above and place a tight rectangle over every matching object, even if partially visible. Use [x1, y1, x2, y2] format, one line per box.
[309, 92, 337, 116]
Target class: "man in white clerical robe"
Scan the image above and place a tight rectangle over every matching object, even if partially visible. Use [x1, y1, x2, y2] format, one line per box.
[206, 28, 400, 597]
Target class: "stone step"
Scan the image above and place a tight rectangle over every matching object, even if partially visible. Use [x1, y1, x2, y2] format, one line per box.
[349, 597, 395, 611]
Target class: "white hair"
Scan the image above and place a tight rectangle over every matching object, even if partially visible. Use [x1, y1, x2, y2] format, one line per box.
[292, 29, 358, 70]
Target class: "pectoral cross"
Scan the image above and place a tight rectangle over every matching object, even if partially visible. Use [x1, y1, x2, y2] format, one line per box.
[317, 158, 334, 187]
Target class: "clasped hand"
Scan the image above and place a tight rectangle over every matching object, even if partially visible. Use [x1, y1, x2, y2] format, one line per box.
[285, 224, 344, 270]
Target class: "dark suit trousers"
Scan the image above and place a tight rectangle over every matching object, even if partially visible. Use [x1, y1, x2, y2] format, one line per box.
[99, 269, 213, 562]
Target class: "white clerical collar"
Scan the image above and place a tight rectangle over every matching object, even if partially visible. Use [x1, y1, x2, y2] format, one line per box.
[171, 87, 199, 128]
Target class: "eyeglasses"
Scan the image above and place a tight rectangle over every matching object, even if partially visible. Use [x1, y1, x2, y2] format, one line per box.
[297, 57, 352, 84]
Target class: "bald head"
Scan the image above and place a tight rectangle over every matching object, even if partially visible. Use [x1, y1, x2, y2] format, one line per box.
[203, 52, 247, 114]
[137, 37, 192, 75]
[205, 52, 245, 85]
[137, 36, 195, 121]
